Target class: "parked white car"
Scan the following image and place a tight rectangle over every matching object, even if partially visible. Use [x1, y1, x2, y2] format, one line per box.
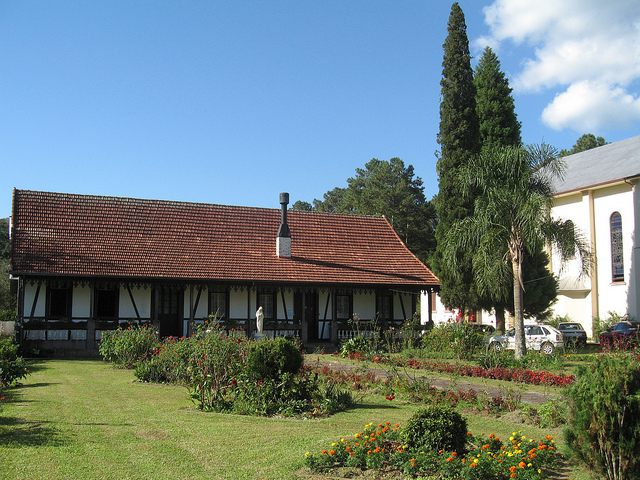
[487, 324, 564, 355]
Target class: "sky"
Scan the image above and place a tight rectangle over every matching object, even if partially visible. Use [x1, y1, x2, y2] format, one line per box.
[1, 0, 639, 218]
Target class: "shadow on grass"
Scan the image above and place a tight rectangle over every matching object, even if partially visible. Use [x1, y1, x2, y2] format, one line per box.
[20, 359, 50, 375]
[352, 403, 399, 411]
[0, 417, 69, 448]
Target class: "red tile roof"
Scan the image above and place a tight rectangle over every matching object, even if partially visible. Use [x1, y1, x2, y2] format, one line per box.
[10, 189, 439, 288]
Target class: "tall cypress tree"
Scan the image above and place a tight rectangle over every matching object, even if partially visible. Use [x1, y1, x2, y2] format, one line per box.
[474, 46, 521, 151]
[432, 2, 480, 313]
[473, 46, 557, 332]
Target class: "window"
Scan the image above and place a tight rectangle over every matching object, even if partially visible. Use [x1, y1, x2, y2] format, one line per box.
[611, 212, 624, 282]
[47, 286, 72, 318]
[160, 288, 179, 315]
[376, 291, 393, 320]
[95, 287, 119, 318]
[257, 292, 276, 319]
[209, 290, 227, 319]
[336, 294, 352, 320]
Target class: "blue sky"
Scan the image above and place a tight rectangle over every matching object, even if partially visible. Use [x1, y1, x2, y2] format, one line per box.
[1, 1, 639, 217]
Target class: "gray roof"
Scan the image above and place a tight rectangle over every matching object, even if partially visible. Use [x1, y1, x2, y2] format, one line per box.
[552, 134, 640, 195]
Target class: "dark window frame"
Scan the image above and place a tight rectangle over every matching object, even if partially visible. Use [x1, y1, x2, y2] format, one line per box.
[611, 211, 624, 282]
[336, 293, 352, 320]
[208, 289, 229, 320]
[376, 290, 394, 321]
[94, 286, 119, 319]
[47, 286, 72, 318]
[257, 291, 277, 319]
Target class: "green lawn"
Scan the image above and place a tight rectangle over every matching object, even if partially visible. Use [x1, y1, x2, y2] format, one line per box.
[0, 358, 586, 480]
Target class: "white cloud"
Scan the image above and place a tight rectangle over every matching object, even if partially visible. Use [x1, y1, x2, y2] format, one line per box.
[480, 0, 640, 131]
[542, 81, 640, 131]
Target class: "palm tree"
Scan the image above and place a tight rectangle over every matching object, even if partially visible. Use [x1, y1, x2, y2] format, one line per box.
[443, 144, 591, 359]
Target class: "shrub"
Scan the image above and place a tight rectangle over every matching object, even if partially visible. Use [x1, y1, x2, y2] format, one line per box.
[245, 336, 303, 381]
[134, 335, 195, 384]
[99, 325, 160, 368]
[420, 323, 485, 360]
[401, 405, 468, 454]
[187, 323, 248, 411]
[564, 352, 640, 480]
[0, 337, 30, 388]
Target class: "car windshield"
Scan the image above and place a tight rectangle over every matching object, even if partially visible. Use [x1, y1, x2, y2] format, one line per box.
[562, 324, 580, 330]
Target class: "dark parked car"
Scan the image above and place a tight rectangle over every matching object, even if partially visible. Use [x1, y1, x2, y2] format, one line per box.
[599, 321, 640, 347]
[557, 322, 587, 346]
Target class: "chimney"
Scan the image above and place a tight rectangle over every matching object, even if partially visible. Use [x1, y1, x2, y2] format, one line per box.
[276, 192, 291, 258]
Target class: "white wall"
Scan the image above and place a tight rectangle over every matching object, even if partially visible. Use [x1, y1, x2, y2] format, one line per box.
[551, 181, 638, 332]
[353, 292, 375, 319]
[229, 289, 249, 319]
[23, 283, 45, 317]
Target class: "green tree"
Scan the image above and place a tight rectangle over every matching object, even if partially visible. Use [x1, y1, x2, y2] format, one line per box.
[443, 144, 590, 359]
[431, 2, 480, 313]
[312, 187, 347, 213]
[0, 219, 14, 323]
[0, 219, 9, 260]
[290, 200, 313, 212]
[313, 158, 436, 261]
[473, 46, 557, 332]
[565, 353, 640, 480]
[560, 133, 607, 157]
[474, 46, 521, 152]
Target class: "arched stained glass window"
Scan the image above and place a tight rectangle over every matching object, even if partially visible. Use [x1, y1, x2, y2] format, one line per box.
[610, 212, 624, 282]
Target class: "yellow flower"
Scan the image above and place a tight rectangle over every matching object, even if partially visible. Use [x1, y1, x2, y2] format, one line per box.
[305, 452, 310, 457]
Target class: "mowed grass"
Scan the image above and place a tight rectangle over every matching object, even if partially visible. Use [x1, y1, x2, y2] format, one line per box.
[0, 359, 587, 480]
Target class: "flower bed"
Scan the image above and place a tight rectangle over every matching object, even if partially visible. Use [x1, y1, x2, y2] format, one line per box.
[342, 353, 575, 387]
[305, 422, 558, 479]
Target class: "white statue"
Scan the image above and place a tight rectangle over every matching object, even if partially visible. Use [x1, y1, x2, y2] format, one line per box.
[256, 306, 264, 334]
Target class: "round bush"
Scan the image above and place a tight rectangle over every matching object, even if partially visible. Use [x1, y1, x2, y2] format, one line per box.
[401, 405, 468, 454]
[245, 337, 303, 381]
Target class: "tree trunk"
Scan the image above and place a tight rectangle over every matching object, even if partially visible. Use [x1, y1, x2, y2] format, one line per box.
[494, 306, 505, 335]
[512, 258, 526, 359]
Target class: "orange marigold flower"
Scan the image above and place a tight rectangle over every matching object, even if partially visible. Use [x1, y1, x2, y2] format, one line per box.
[452, 452, 457, 456]
[345, 446, 351, 452]
[329, 450, 335, 456]
[510, 466, 517, 473]
[446, 457, 455, 462]
[510, 474, 517, 478]
[467, 432, 472, 436]
[470, 463, 477, 468]
[518, 462, 526, 468]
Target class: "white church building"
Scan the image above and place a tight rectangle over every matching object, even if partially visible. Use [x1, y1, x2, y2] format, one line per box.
[549, 134, 640, 338]
[422, 134, 640, 339]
